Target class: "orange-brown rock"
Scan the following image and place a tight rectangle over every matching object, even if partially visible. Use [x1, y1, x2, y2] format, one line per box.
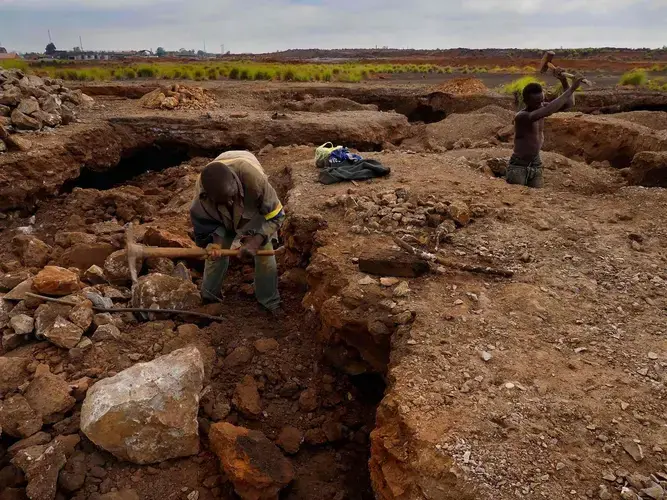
[209, 422, 294, 500]
[32, 266, 81, 296]
[143, 227, 196, 248]
[232, 375, 262, 419]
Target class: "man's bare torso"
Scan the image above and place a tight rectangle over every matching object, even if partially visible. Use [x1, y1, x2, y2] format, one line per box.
[513, 105, 545, 160]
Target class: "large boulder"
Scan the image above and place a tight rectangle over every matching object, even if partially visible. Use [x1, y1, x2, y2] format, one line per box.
[32, 266, 81, 296]
[12, 435, 80, 500]
[627, 151, 667, 187]
[81, 346, 204, 464]
[131, 273, 201, 311]
[209, 422, 295, 500]
[12, 236, 51, 268]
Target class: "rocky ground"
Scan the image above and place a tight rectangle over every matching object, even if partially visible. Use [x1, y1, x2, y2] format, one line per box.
[0, 79, 666, 500]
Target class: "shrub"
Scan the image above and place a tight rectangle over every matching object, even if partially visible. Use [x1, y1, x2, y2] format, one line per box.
[123, 68, 137, 79]
[282, 68, 296, 81]
[239, 68, 250, 80]
[228, 67, 240, 80]
[193, 68, 204, 80]
[619, 69, 648, 86]
[502, 76, 546, 95]
[207, 68, 218, 80]
[137, 66, 156, 78]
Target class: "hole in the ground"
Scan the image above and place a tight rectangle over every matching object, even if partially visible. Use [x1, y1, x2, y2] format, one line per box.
[407, 104, 447, 123]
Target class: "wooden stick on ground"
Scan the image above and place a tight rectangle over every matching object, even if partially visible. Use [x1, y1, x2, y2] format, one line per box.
[392, 236, 514, 278]
[25, 292, 224, 321]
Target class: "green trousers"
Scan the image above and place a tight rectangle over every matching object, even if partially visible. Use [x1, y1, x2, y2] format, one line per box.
[201, 228, 281, 311]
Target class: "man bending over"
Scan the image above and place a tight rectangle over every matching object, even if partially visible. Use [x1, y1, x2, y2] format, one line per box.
[507, 72, 584, 188]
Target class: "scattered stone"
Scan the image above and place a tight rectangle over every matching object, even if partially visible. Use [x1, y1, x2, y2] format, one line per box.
[393, 310, 414, 325]
[7, 432, 52, 457]
[393, 281, 410, 298]
[621, 439, 644, 462]
[84, 265, 107, 285]
[209, 422, 294, 500]
[131, 273, 202, 311]
[81, 346, 204, 464]
[277, 426, 304, 455]
[69, 301, 93, 331]
[0, 271, 31, 292]
[143, 227, 196, 249]
[87, 292, 114, 310]
[299, 387, 319, 412]
[480, 351, 493, 362]
[172, 262, 192, 282]
[10, 314, 34, 335]
[4, 279, 35, 301]
[0, 394, 43, 438]
[24, 364, 76, 424]
[621, 488, 641, 500]
[322, 420, 345, 442]
[60, 243, 115, 271]
[5, 134, 32, 152]
[12, 235, 51, 268]
[641, 485, 665, 500]
[32, 266, 81, 296]
[448, 200, 471, 226]
[0, 356, 29, 393]
[648, 352, 659, 360]
[11, 109, 41, 130]
[233, 375, 262, 419]
[223, 346, 254, 368]
[598, 485, 612, 500]
[16, 97, 40, 116]
[41, 315, 84, 349]
[254, 338, 279, 353]
[358, 276, 377, 286]
[58, 454, 87, 493]
[11, 435, 80, 500]
[304, 428, 328, 446]
[104, 250, 134, 285]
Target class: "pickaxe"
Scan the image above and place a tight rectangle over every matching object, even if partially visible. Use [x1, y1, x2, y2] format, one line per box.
[125, 224, 283, 284]
[539, 51, 592, 86]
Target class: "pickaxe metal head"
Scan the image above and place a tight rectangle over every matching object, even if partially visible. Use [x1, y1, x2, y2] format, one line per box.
[539, 51, 556, 74]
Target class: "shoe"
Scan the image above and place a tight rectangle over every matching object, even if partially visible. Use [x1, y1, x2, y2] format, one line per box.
[266, 307, 286, 319]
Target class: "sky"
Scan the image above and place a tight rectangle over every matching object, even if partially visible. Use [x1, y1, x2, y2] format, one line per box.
[0, 0, 665, 54]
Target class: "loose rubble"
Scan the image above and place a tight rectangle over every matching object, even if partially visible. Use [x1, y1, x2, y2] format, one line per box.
[139, 84, 215, 111]
[0, 68, 93, 153]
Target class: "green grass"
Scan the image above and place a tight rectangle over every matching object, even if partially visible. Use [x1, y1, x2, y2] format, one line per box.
[619, 69, 648, 86]
[501, 76, 546, 95]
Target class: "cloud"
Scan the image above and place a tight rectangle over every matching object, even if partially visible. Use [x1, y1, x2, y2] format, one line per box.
[0, 0, 663, 53]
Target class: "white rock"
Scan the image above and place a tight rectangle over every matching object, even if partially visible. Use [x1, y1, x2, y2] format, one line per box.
[81, 346, 204, 464]
[480, 351, 492, 362]
[10, 314, 34, 335]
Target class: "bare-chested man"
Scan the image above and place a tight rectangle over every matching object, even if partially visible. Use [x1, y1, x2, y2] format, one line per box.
[507, 72, 584, 188]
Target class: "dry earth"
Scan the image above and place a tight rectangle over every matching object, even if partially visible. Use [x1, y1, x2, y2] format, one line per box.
[0, 78, 666, 500]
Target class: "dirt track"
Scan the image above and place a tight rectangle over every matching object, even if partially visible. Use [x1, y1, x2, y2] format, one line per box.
[1, 80, 667, 500]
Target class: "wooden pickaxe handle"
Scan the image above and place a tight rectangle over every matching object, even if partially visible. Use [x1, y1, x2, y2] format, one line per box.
[546, 62, 592, 86]
[135, 246, 283, 259]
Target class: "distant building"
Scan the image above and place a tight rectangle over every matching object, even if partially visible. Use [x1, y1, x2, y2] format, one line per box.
[0, 47, 7, 54]
[0, 52, 19, 60]
[51, 50, 110, 61]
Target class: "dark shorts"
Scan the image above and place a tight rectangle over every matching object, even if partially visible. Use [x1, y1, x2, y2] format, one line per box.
[506, 155, 544, 188]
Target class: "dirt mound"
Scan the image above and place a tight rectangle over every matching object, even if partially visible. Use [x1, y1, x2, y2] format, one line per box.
[139, 84, 214, 111]
[468, 104, 516, 123]
[612, 110, 667, 131]
[402, 113, 506, 152]
[432, 78, 488, 95]
[544, 113, 667, 168]
[285, 97, 378, 113]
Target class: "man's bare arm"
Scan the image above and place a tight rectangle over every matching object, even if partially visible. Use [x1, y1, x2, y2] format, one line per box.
[525, 77, 583, 122]
[557, 71, 575, 111]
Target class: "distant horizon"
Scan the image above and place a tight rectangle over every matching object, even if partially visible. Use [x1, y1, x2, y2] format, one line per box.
[1, 0, 662, 55]
[4, 46, 667, 56]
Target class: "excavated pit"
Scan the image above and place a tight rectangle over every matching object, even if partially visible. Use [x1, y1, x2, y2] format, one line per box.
[0, 135, 389, 500]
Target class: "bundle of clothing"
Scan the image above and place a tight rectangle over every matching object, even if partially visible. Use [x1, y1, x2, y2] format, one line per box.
[314, 142, 390, 185]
